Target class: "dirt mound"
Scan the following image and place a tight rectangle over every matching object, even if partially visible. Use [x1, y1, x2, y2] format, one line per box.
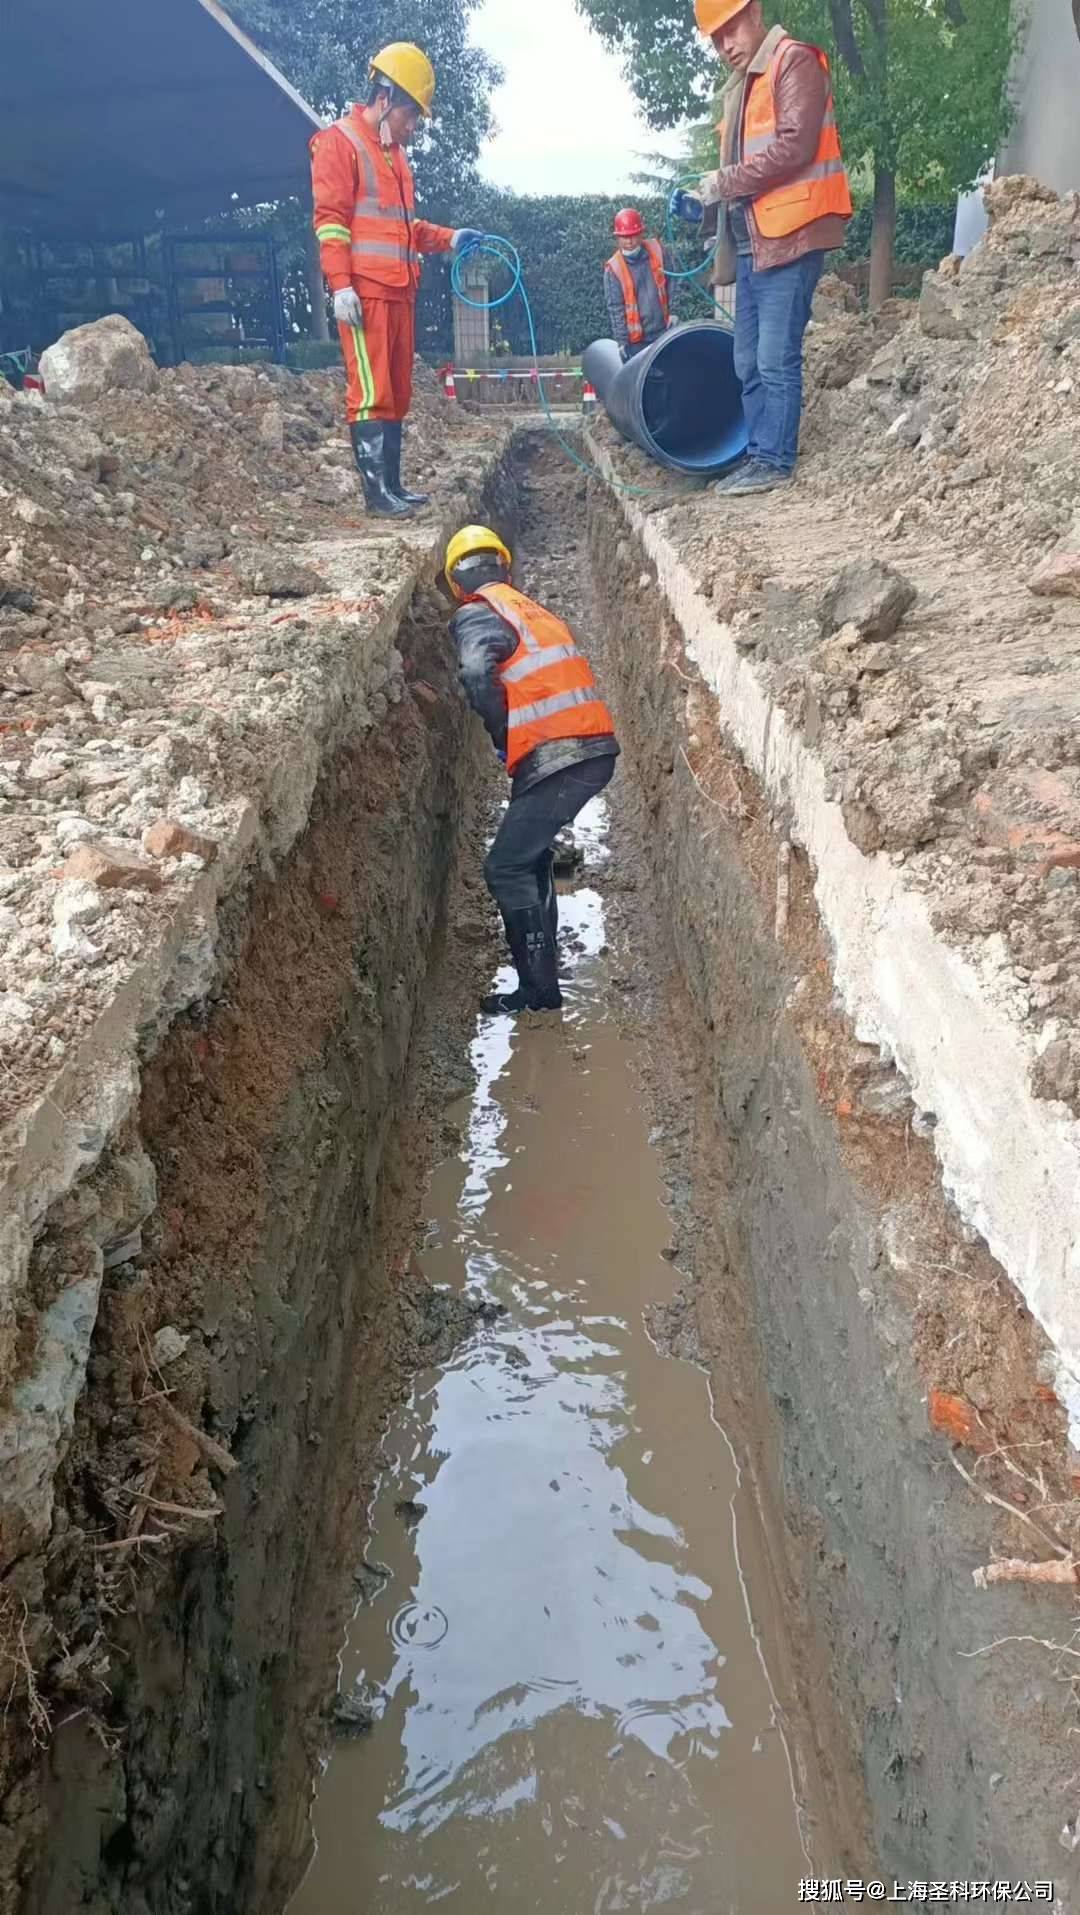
[0, 345, 475, 642]
[802, 175, 1080, 571]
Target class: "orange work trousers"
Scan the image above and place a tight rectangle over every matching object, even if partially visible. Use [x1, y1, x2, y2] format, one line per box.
[338, 295, 415, 424]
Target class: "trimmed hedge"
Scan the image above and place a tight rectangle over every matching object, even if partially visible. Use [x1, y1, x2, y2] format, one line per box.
[843, 202, 955, 266]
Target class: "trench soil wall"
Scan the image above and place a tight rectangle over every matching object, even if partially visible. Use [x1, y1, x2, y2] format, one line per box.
[0, 456, 517, 1912]
[588, 476, 1080, 1893]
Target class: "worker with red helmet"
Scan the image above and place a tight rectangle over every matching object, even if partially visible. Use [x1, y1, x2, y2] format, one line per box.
[684, 0, 852, 496]
[603, 209, 675, 362]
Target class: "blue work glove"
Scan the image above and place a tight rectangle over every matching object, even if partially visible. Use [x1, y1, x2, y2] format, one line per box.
[495, 749, 507, 766]
[452, 228, 483, 255]
[670, 189, 704, 225]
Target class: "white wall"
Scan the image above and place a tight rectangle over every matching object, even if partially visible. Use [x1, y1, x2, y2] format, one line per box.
[999, 0, 1080, 193]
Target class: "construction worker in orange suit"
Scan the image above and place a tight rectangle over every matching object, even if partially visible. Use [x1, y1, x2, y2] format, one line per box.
[310, 43, 481, 518]
[445, 526, 620, 1018]
[603, 208, 676, 361]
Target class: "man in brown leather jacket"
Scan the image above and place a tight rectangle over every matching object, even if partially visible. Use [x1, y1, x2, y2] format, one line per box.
[690, 0, 852, 495]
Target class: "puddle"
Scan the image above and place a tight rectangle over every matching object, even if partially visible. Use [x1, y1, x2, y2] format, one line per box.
[290, 799, 811, 1911]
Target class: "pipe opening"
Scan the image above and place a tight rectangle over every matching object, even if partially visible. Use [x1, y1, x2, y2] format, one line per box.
[641, 327, 747, 472]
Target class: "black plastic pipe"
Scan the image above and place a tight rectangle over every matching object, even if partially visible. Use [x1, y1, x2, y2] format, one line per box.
[583, 321, 748, 477]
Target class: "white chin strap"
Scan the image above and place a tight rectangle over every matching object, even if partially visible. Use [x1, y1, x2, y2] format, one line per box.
[373, 82, 394, 144]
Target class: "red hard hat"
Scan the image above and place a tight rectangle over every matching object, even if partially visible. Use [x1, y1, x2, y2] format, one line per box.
[613, 207, 646, 238]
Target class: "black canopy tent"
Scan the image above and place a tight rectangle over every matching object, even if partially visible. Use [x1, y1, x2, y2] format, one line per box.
[0, 0, 320, 234]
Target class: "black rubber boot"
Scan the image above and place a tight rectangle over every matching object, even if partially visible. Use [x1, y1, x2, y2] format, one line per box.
[384, 421, 430, 507]
[537, 852, 559, 963]
[481, 906, 562, 1016]
[349, 422, 414, 518]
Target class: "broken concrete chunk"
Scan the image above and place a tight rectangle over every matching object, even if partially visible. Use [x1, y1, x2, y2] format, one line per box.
[819, 558, 917, 642]
[142, 820, 219, 865]
[51, 920, 103, 964]
[230, 548, 329, 598]
[39, 314, 158, 406]
[1028, 545, 1080, 600]
[102, 1227, 143, 1272]
[258, 404, 285, 453]
[53, 879, 105, 929]
[179, 531, 230, 569]
[1032, 1037, 1080, 1107]
[811, 272, 860, 320]
[151, 1326, 190, 1369]
[918, 272, 976, 342]
[0, 992, 34, 1034]
[60, 840, 163, 892]
[0, 582, 36, 612]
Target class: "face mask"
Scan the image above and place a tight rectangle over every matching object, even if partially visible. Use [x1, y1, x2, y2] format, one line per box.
[624, 245, 644, 260]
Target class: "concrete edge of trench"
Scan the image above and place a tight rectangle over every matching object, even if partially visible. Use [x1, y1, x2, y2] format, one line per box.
[0, 425, 515, 1565]
[592, 441, 1080, 1442]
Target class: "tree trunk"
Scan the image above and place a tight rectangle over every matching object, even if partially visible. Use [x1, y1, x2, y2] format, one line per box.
[868, 163, 896, 311]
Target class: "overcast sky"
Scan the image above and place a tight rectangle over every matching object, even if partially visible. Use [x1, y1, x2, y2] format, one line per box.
[469, 0, 687, 196]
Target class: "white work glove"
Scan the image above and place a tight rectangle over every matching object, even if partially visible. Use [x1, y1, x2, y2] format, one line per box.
[697, 172, 724, 207]
[333, 286, 363, 327]
[451, 228, 483, 254]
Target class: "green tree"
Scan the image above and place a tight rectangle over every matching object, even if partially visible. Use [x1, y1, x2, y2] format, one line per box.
[576, 0, 1019, 306]
[226, 0, 502, 219]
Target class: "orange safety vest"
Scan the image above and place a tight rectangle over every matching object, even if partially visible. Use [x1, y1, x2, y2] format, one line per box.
[332, 113, 424, 291]
[605, 239, 670, 345]
[473, 583, 615, 776]
[726, 38, 851, 239]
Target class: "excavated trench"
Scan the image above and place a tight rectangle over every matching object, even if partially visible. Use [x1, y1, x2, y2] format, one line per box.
[15, 432, 1080, 1912]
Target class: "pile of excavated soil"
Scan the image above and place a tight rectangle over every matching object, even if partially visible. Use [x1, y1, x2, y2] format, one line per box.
[803, 173, 1080, 572]
[0, 354, 474, 628]
[593, 174, 1080, 1115]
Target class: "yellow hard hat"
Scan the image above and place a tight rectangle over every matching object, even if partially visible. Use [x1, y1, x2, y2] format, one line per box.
[445, 525, 513, 598]
[370, 43, 436, 117]
[694, 0, 752, 32]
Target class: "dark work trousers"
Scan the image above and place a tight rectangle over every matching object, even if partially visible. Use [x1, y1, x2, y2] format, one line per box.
[483, 757, 616, 915]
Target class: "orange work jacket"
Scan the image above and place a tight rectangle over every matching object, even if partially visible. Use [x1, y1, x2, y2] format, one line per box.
[473, 583, 615, 776]
[605, 239, 671, 345]
[310, 107, 454, 302]
[727, 38, 851, 238]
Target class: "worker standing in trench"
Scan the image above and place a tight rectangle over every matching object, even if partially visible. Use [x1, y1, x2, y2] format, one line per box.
[309, 43, 481, 518]
[678, 0, 852, 496]
[603, 208, 676, 361]
[444, 525, 620, 1017]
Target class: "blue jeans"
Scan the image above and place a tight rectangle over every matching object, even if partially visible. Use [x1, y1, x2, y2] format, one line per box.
[734, 251, 824, 473]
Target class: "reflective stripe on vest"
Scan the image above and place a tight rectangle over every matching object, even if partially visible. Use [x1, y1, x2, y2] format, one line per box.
[606, 238, 670, 346]
[731, 40, 852, 241]
[474, 583, 615, 775]
[333, 113, 420, 289]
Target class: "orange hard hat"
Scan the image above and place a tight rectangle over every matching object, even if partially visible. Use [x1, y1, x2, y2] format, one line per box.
[694, 0, 752, 33]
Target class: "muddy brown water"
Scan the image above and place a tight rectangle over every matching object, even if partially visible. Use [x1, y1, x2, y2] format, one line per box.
[288, 798, 814, 1913]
